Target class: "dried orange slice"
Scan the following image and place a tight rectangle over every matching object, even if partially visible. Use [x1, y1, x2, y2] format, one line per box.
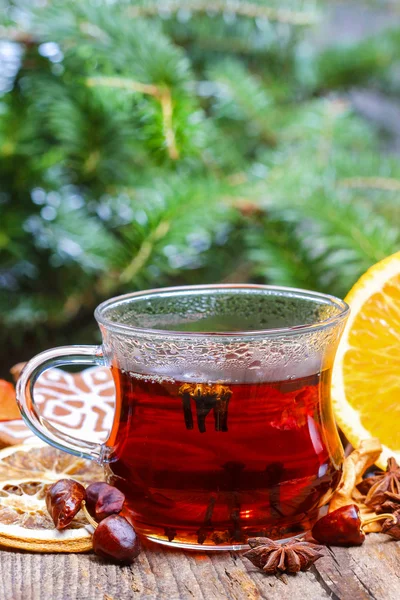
[332, 251, 400, 469]
[0, 442, 104, 552]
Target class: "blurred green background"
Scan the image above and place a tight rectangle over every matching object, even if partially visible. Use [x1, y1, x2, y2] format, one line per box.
[0, 0, 399, 377]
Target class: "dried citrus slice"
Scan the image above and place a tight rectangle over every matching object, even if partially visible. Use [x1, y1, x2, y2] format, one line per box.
[332, 251, 400, 470]
[0, 442, 104, 552]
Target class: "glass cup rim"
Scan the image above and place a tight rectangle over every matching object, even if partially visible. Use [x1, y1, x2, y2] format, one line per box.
[95, 284, 350, 339]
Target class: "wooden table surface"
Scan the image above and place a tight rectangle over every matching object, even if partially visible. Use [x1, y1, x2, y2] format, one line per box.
[0, 534, 399, 600]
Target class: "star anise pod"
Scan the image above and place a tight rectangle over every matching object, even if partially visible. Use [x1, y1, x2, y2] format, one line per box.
[375, 492, 400, 514]
[381, 511, 400, 540]
[364, 458, 400, 509]
[243, 537, 324, 575]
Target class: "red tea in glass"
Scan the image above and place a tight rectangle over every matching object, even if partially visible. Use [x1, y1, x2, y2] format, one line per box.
[108, 367, 342, 547]
[17, 285, 349, 550]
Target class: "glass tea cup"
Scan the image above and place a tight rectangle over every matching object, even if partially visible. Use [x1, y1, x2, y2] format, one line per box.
[17, 284, 349, 550]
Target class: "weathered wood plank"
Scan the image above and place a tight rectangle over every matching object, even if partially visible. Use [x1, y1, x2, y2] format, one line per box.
[313, 545, 372, 600]
[226, 551, 331, 600]
[313, 534, 400, 600]
[0, 535, 399, 600]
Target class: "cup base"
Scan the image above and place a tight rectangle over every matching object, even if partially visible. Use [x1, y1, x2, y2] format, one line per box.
[144, 532, 309, 552]
[146, 536, 249, 551]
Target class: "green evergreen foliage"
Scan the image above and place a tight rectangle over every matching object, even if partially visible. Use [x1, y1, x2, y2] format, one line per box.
[0, 0, 399, 370]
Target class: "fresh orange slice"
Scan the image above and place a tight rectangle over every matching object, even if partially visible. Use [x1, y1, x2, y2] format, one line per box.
[0, 442, 104, 552]
[332, 251, 400, 469]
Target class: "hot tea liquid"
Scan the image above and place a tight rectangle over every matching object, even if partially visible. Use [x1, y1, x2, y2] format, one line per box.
[107, 368, 343, 547]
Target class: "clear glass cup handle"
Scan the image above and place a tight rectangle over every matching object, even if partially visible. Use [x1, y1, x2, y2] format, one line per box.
[16, 345, 107, 462]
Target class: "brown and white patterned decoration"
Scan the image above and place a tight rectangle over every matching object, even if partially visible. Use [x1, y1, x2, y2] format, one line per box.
[0, 367, 115, 447]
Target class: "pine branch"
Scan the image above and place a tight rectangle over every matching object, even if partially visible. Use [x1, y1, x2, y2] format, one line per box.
[240, 98, 400, 295]
[207, 59, 277, 146]
[86, 76, 159, 96]
[87, 76, 179, 159]
[245, 210, 319, 290]
[127, 1, 319, 26]
[246, 197, 400, 297]
[316, 26, 400, 91]
[119, 220, 171, 283]
[339, 177, 400, 192]
[159, 88, 180, 159]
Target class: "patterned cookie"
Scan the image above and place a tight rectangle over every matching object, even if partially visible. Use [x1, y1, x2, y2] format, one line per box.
[0, 367, 115, 447]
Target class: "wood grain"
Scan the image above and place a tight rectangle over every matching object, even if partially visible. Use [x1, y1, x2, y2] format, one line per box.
[0, 535, 398, 600]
